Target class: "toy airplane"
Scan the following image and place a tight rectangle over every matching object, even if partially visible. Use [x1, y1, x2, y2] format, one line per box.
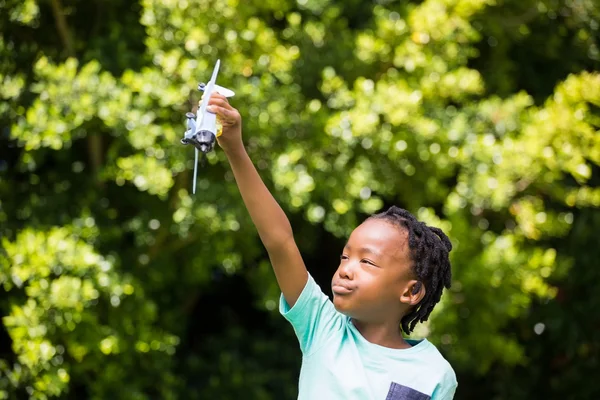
[181, 59, 235, 194]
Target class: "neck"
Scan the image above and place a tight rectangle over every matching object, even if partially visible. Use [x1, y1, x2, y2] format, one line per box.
[351, 318, 411, 349]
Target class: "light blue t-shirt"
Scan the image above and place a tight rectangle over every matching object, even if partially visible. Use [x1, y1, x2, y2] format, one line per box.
[279, 274, 457, 400]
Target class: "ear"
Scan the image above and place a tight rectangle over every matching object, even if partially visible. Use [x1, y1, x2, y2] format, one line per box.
[400, 280, 426, 306]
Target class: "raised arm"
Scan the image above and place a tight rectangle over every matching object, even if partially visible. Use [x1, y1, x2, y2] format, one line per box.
[207, 94, 308, 307]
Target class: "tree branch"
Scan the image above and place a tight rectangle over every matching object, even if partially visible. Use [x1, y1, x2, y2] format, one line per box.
[49, 0, 74, 56]
[50, 0, 104, 187]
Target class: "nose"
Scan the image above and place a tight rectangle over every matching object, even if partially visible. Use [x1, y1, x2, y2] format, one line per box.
[338, 260, 355, 280]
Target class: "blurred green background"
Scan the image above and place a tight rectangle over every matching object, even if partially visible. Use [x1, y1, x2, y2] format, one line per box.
[1, 0, 599, 399]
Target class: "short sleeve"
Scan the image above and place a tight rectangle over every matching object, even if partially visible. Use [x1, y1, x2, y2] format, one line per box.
[431, 373, 457, 400]
[279, 273, 345, 355]
[432, 385, 456, 400]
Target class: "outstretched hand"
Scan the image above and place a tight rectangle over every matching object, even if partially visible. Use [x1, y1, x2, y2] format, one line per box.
[205, 93, 243, 155]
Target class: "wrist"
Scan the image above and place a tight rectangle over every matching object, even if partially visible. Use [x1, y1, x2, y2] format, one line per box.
[223, 142, 246, 159]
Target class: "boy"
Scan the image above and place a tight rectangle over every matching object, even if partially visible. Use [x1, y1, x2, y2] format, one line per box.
[206, 93, 457, 399]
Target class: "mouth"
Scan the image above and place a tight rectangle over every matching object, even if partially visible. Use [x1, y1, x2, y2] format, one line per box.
[332, 283, 354, 295]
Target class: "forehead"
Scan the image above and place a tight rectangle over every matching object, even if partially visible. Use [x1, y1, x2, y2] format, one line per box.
[346, 218, 409, 260]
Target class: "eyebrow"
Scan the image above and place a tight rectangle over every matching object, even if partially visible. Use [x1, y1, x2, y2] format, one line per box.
[343, 244, 383, 258]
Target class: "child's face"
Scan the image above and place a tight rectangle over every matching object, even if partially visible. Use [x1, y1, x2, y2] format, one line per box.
[331, 218, 417, 323]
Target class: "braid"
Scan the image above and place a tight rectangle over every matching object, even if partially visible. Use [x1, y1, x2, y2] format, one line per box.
[369, 206, 452, 334]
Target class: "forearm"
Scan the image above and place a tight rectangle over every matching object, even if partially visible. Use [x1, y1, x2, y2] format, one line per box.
[225, 146, 293, 249]
[208, 95, 307, 305]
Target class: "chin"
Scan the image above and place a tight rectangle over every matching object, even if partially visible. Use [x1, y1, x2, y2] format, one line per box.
[332, 295, 353, 316]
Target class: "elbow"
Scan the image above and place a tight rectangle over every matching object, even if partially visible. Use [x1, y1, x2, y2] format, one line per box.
[262, 229, 295, 252]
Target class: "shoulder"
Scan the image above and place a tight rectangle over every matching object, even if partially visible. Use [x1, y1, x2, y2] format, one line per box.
[416, 340, 457, 397]
[279, 273, 346, 355]
[408, 339, 457, 384]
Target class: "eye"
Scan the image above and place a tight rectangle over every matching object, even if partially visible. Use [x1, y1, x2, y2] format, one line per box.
[361, 259, 377, 267]
[340, 254, 349, 261]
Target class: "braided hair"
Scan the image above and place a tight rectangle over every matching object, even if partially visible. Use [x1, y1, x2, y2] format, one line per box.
[369, 206, 453, 334]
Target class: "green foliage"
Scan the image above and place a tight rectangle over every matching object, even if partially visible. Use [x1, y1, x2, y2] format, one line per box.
[1, 227, 179, 399]
[0, 0, 598, 398]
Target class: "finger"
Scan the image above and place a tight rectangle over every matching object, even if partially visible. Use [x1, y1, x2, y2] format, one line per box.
[211, 92, 229, 102]
[200, 92, 228, 102]
[208, 97, 233, 110]
[204, 93, 228, 106]
[210, 93, 229, 105]
[207, 105, 237, 122]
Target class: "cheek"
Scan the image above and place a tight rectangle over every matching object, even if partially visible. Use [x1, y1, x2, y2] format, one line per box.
[356, 275, 385, 299]
[362, 272, 400, 299]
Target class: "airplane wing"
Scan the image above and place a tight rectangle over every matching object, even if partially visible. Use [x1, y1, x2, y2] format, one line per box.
[198, 83, 235, 98]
